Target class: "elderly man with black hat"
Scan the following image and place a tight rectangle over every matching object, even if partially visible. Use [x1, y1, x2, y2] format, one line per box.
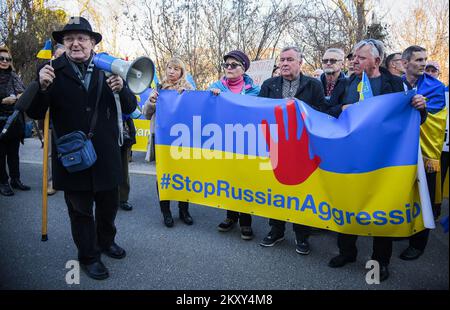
[27, 17, 137, 280]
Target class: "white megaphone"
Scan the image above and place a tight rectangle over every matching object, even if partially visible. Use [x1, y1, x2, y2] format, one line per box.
[93, 53, 154, 94]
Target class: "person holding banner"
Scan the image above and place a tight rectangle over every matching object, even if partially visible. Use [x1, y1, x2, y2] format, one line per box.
[0, 46, 29, 197]
[399, 46, 447, 261]
[26, 17, 137, 280]
[258, 46, 326, 255]
[208, 50, 260, 240]
[327, 39, 426, 282]
[143, 57, 194, 227]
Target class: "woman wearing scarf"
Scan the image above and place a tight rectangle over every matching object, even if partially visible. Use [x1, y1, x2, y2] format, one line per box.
[143, 57, 194, 227]
[208, 50, 260, 240]
[0, 46, 29, 196]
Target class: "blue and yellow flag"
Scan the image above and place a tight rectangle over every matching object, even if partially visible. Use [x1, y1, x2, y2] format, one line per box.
[155, 90, 427, 237]
[357, 71, 373, 101]
[36, 40, 52, 60]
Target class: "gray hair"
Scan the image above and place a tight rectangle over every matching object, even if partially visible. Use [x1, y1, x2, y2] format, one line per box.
[281, 46, 303, 60]
[353, 39, 385, 63]
[402, 45, 426, 61]
[324, 48, 345, 60]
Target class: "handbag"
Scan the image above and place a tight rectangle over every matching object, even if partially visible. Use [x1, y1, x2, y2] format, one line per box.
[55, 130, 97, 172]
[53, 71, 104, 173]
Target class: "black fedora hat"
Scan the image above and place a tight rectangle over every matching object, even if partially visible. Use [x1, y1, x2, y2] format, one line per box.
[52, 17, 102, 44]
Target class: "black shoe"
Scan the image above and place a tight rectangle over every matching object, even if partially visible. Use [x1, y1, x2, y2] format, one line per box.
[399, 246, 424, 261]
[295, 239, 311, 255]
[240, 226, 254, 240]
[179, 209, 193, 225]
[0, 183, 14, 196]
[163, 213, 174, 227]
[102, 243, 126, 259]
[10, 178, 30, 191]
[380, 265, 389, 282]
[217, 218, 236, 232]
[81, 261, 109, 280]
[260, 231, 285, 247]
[328, 254, 356, 268]
[120, 202, 133, 211]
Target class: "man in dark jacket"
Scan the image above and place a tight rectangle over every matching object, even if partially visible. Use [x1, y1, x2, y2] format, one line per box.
[258, 46, 326, 255]
[326, 39, 427, 282]
[27, 17, 137, 280]
[320, 48, 347, 103]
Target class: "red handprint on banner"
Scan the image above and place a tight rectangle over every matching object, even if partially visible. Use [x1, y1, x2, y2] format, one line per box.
[262, 100, 321, 185]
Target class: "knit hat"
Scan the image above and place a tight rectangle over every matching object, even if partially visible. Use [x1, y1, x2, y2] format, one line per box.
[223, 50, 250, 72]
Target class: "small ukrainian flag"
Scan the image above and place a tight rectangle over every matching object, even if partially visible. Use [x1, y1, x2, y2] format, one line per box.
[37, 40, 52, 60]
[357, 71, 373, 101]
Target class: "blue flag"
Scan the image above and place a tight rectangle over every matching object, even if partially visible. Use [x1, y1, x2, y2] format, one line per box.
[417, 73, 446, 113]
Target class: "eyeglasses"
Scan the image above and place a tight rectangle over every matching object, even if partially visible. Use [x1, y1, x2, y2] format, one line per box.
[222, 63, 242, 69]
[63, 36, 92, 44]
[0, 56, 12, 62]
[322, 58, 342, 64]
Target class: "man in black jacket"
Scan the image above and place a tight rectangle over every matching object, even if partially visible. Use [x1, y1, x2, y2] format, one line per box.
[258, 46, 326, 255]
[326, 39, 427, 282]
[27, 17, 137, 280]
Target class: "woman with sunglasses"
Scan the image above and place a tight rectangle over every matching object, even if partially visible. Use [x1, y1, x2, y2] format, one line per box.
[0, 46, 30, 196]
[208, 50, 260, 240]
[143, 57, 195, 228]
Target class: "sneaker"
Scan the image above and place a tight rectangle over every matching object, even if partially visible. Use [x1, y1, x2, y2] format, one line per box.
[47, 187, 57, 196]
[295, 239, 310, 255]
[240, 226, 254, 240]
[217, 218, 236, 232]
[260, 231, 284, 247]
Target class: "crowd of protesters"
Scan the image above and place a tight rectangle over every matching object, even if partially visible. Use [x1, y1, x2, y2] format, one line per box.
[0, 16, 447, 282]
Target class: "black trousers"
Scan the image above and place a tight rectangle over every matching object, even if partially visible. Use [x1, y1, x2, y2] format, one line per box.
[337, 233, 393, 266]
[155, 181, 189, 214]
[226, 210, 252, 227]
[64, 188, 119, 265]
[408, 171, 437, 251]
[119, 146, 131, 203]
[269, 219, 310, 241]
[0, 138, 20, 183]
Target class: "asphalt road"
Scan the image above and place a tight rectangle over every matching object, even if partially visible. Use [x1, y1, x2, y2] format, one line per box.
[0, 161, 448, 290]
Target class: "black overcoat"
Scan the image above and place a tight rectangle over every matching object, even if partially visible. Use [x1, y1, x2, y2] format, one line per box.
[27, 54, 137, 191]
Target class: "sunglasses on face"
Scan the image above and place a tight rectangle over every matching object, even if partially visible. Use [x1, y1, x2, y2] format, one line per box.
[0, 56, 12, 62]
[322, 58, 341, 64]
[222, 63, 242, 69]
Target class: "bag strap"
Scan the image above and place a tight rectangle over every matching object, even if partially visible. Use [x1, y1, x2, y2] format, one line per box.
[87, 70, 104, 139]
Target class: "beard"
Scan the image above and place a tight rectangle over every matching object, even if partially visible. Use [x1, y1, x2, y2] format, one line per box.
[324, 68, 335, 75]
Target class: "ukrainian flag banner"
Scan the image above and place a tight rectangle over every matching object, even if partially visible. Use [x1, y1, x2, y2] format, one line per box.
[156, 90, 425, 237]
